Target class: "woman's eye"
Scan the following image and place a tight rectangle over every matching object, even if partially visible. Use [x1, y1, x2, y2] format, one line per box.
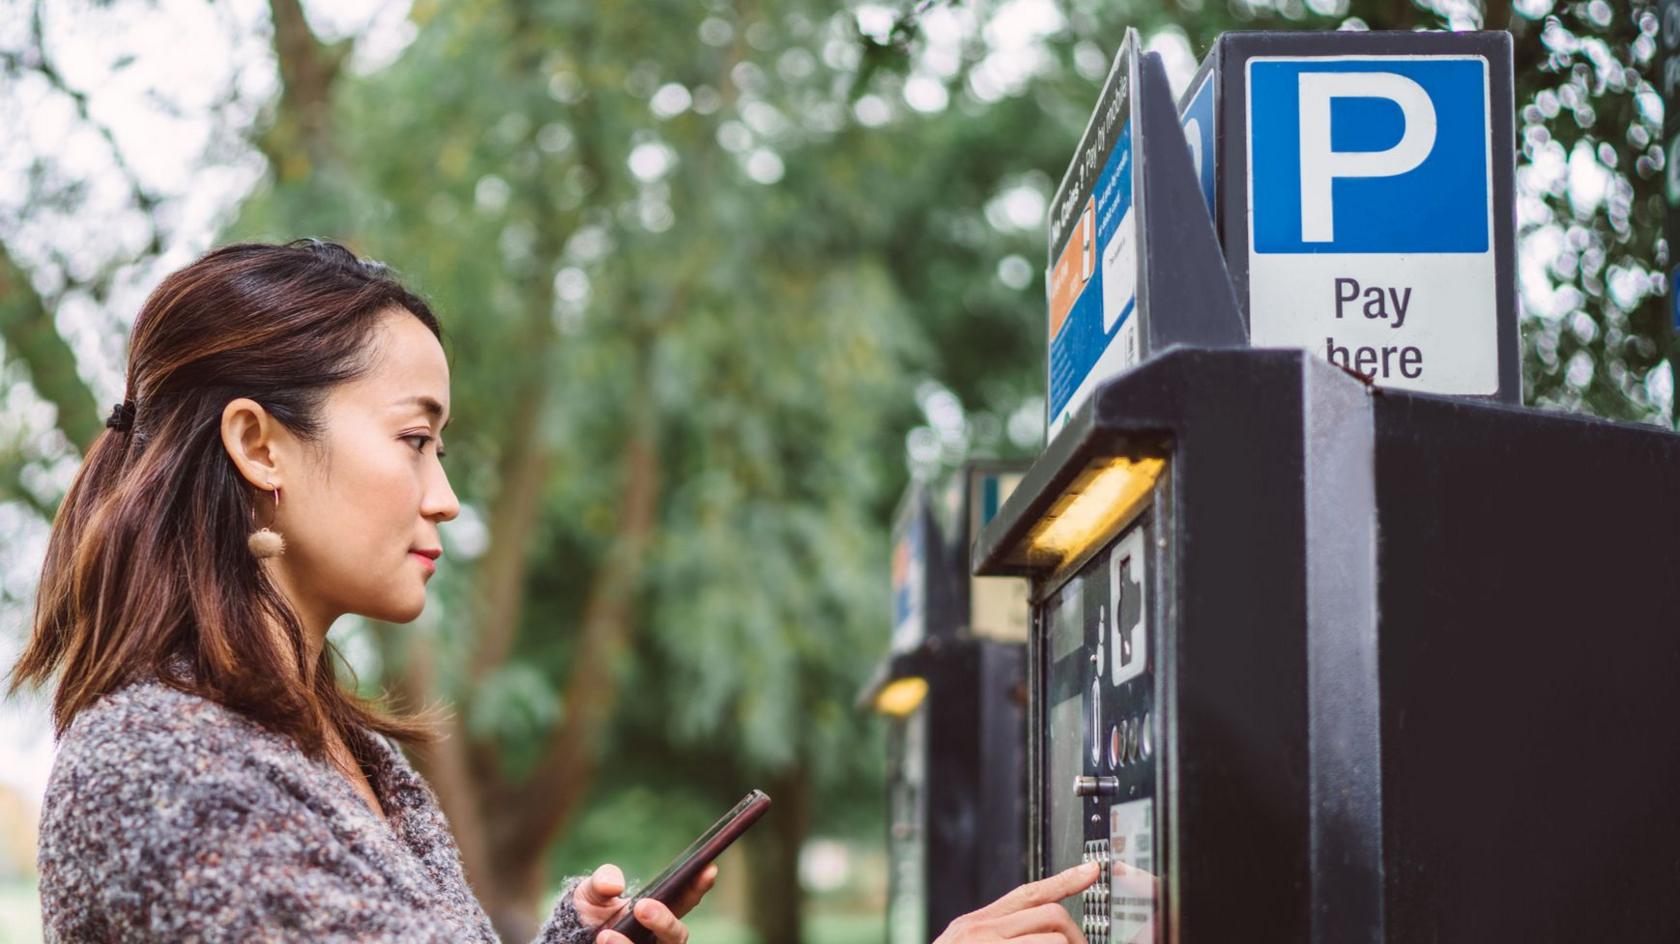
[403, 434, 449, 461]
[403, 434, 433, 453]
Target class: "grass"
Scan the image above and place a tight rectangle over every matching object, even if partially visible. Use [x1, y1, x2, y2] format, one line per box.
[0, 880, 42, 944]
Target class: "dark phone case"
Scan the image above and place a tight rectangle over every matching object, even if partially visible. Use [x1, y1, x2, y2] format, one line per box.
[605, 790, 772, 944]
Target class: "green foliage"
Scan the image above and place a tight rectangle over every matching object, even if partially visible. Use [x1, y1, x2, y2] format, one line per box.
[1511, 2, 1671, 421]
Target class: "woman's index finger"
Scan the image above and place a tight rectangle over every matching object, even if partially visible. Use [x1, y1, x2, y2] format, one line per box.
[973, 861, 1101, 919]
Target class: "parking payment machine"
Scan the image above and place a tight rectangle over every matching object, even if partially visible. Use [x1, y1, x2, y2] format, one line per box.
[863, 462, 1033, 944]
[974, 348, 1680, 942]
[968, 18, 1680, 943]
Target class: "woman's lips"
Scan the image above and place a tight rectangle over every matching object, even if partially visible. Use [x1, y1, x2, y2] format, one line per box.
[410, 551, 437, 574]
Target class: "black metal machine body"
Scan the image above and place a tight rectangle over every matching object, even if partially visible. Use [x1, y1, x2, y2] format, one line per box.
[975, 347, 1680, 943]
[864, 462, 1033, 944]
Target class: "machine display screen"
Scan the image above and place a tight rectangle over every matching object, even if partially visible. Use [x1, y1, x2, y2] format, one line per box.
[1044, 573, 1094, 910]
[1050, 577, 1085, 662]
[1048, 690, 1088, 878]
[1036, 518, 1160, 943]
[886, 713, 928, 944]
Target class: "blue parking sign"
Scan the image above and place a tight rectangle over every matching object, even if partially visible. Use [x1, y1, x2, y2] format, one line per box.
[1180, 66, 1217, 220]
[1243, 51, 1504, 396]
[1250, 58, 1490, 255]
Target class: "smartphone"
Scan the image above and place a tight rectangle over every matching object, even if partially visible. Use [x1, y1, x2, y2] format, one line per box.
[603, 789, 772, 944]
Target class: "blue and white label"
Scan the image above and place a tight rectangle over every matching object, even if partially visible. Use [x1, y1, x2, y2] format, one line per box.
[1246, 56, 1498, 394]
[890, 510, 925, 651]
[1180, 69, 1216, 220]
[1047, 125, 1139, 439]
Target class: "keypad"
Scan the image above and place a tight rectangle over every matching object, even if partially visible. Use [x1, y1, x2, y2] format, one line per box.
[1081, 839, 1112, 944]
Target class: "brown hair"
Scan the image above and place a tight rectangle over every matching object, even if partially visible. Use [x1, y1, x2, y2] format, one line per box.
[7, 238, 441, 756]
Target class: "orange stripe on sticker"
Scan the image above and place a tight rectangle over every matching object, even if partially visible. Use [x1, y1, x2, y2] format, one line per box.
[1048, 197, 1096, 341]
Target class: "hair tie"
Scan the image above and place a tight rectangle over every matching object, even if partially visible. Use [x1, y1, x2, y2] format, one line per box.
[105, 399, 137, 432]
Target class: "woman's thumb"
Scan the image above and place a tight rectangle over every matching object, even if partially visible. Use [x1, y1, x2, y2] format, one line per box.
[583, 864, 626, 904]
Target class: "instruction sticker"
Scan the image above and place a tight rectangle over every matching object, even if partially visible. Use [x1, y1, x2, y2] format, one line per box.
[1109, 799, 1158, 943]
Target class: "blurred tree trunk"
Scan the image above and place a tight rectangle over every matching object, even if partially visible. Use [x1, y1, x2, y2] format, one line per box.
[748, 766, 811, 944]
[260, 0, 349, 183]
[0, 244, 100, 453]
[0, 241, 95, 519]
[464, 385, 660, 940]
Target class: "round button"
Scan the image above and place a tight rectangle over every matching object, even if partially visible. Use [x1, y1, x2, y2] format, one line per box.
[1107, 723, 1122, 769]
[1140, 712, 1153, 759]
[1125, 716, 1140, 764]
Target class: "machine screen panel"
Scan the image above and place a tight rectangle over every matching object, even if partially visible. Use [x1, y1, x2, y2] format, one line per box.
[1048, 690, 1088, 882]
[1044, 575, 1092, 891]
[886, 712, 928, 944]
[1036, 518, 1159, 944]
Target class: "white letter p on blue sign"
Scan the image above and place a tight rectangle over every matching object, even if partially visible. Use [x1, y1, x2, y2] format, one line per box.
[1249, 57, 1488, 255]
[1297, 72, 1437, 243]
[1246, 55, 1497, 396]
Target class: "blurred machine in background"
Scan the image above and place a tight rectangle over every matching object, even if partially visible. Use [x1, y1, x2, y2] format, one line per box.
[861, 461, 1032, 944]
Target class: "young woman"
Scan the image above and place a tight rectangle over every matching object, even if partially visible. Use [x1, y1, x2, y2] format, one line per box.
[6, 239, 712, 943]
[8, 237, 1099, 944]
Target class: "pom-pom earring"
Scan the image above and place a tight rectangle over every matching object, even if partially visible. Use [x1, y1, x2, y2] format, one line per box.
[249, 483, 286, 559]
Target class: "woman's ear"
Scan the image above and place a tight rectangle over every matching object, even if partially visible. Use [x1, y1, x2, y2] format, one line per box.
[220, 397, 284, 490]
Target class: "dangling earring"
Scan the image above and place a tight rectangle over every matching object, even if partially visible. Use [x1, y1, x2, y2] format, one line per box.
[248, 483, 286, 559]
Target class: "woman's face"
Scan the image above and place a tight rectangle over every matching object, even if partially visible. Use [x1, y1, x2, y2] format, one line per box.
[268, 308, 459, 627]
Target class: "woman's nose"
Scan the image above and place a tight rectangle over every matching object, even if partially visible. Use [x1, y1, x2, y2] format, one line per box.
[424, 469, 460, 522]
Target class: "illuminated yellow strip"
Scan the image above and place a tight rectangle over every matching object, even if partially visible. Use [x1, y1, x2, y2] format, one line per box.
[872, 677, 929, 718]
[1022, 455, 1165, 573]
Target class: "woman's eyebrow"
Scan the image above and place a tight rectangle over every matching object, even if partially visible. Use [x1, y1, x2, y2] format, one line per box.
[394, 395, 452, 430]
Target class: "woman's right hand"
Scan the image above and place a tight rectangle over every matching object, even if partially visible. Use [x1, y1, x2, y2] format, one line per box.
[931, 861, 1100, 944]
[572, 862, 717, 944]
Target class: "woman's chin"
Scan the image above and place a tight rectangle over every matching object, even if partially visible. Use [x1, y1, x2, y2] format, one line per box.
[362, 595, 426, 625]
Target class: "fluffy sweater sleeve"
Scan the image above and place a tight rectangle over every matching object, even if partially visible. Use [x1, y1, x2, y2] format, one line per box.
[36, 676, 594, 944]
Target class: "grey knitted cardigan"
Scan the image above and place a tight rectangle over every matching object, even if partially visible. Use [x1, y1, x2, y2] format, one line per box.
[35, 671, 593, 943]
